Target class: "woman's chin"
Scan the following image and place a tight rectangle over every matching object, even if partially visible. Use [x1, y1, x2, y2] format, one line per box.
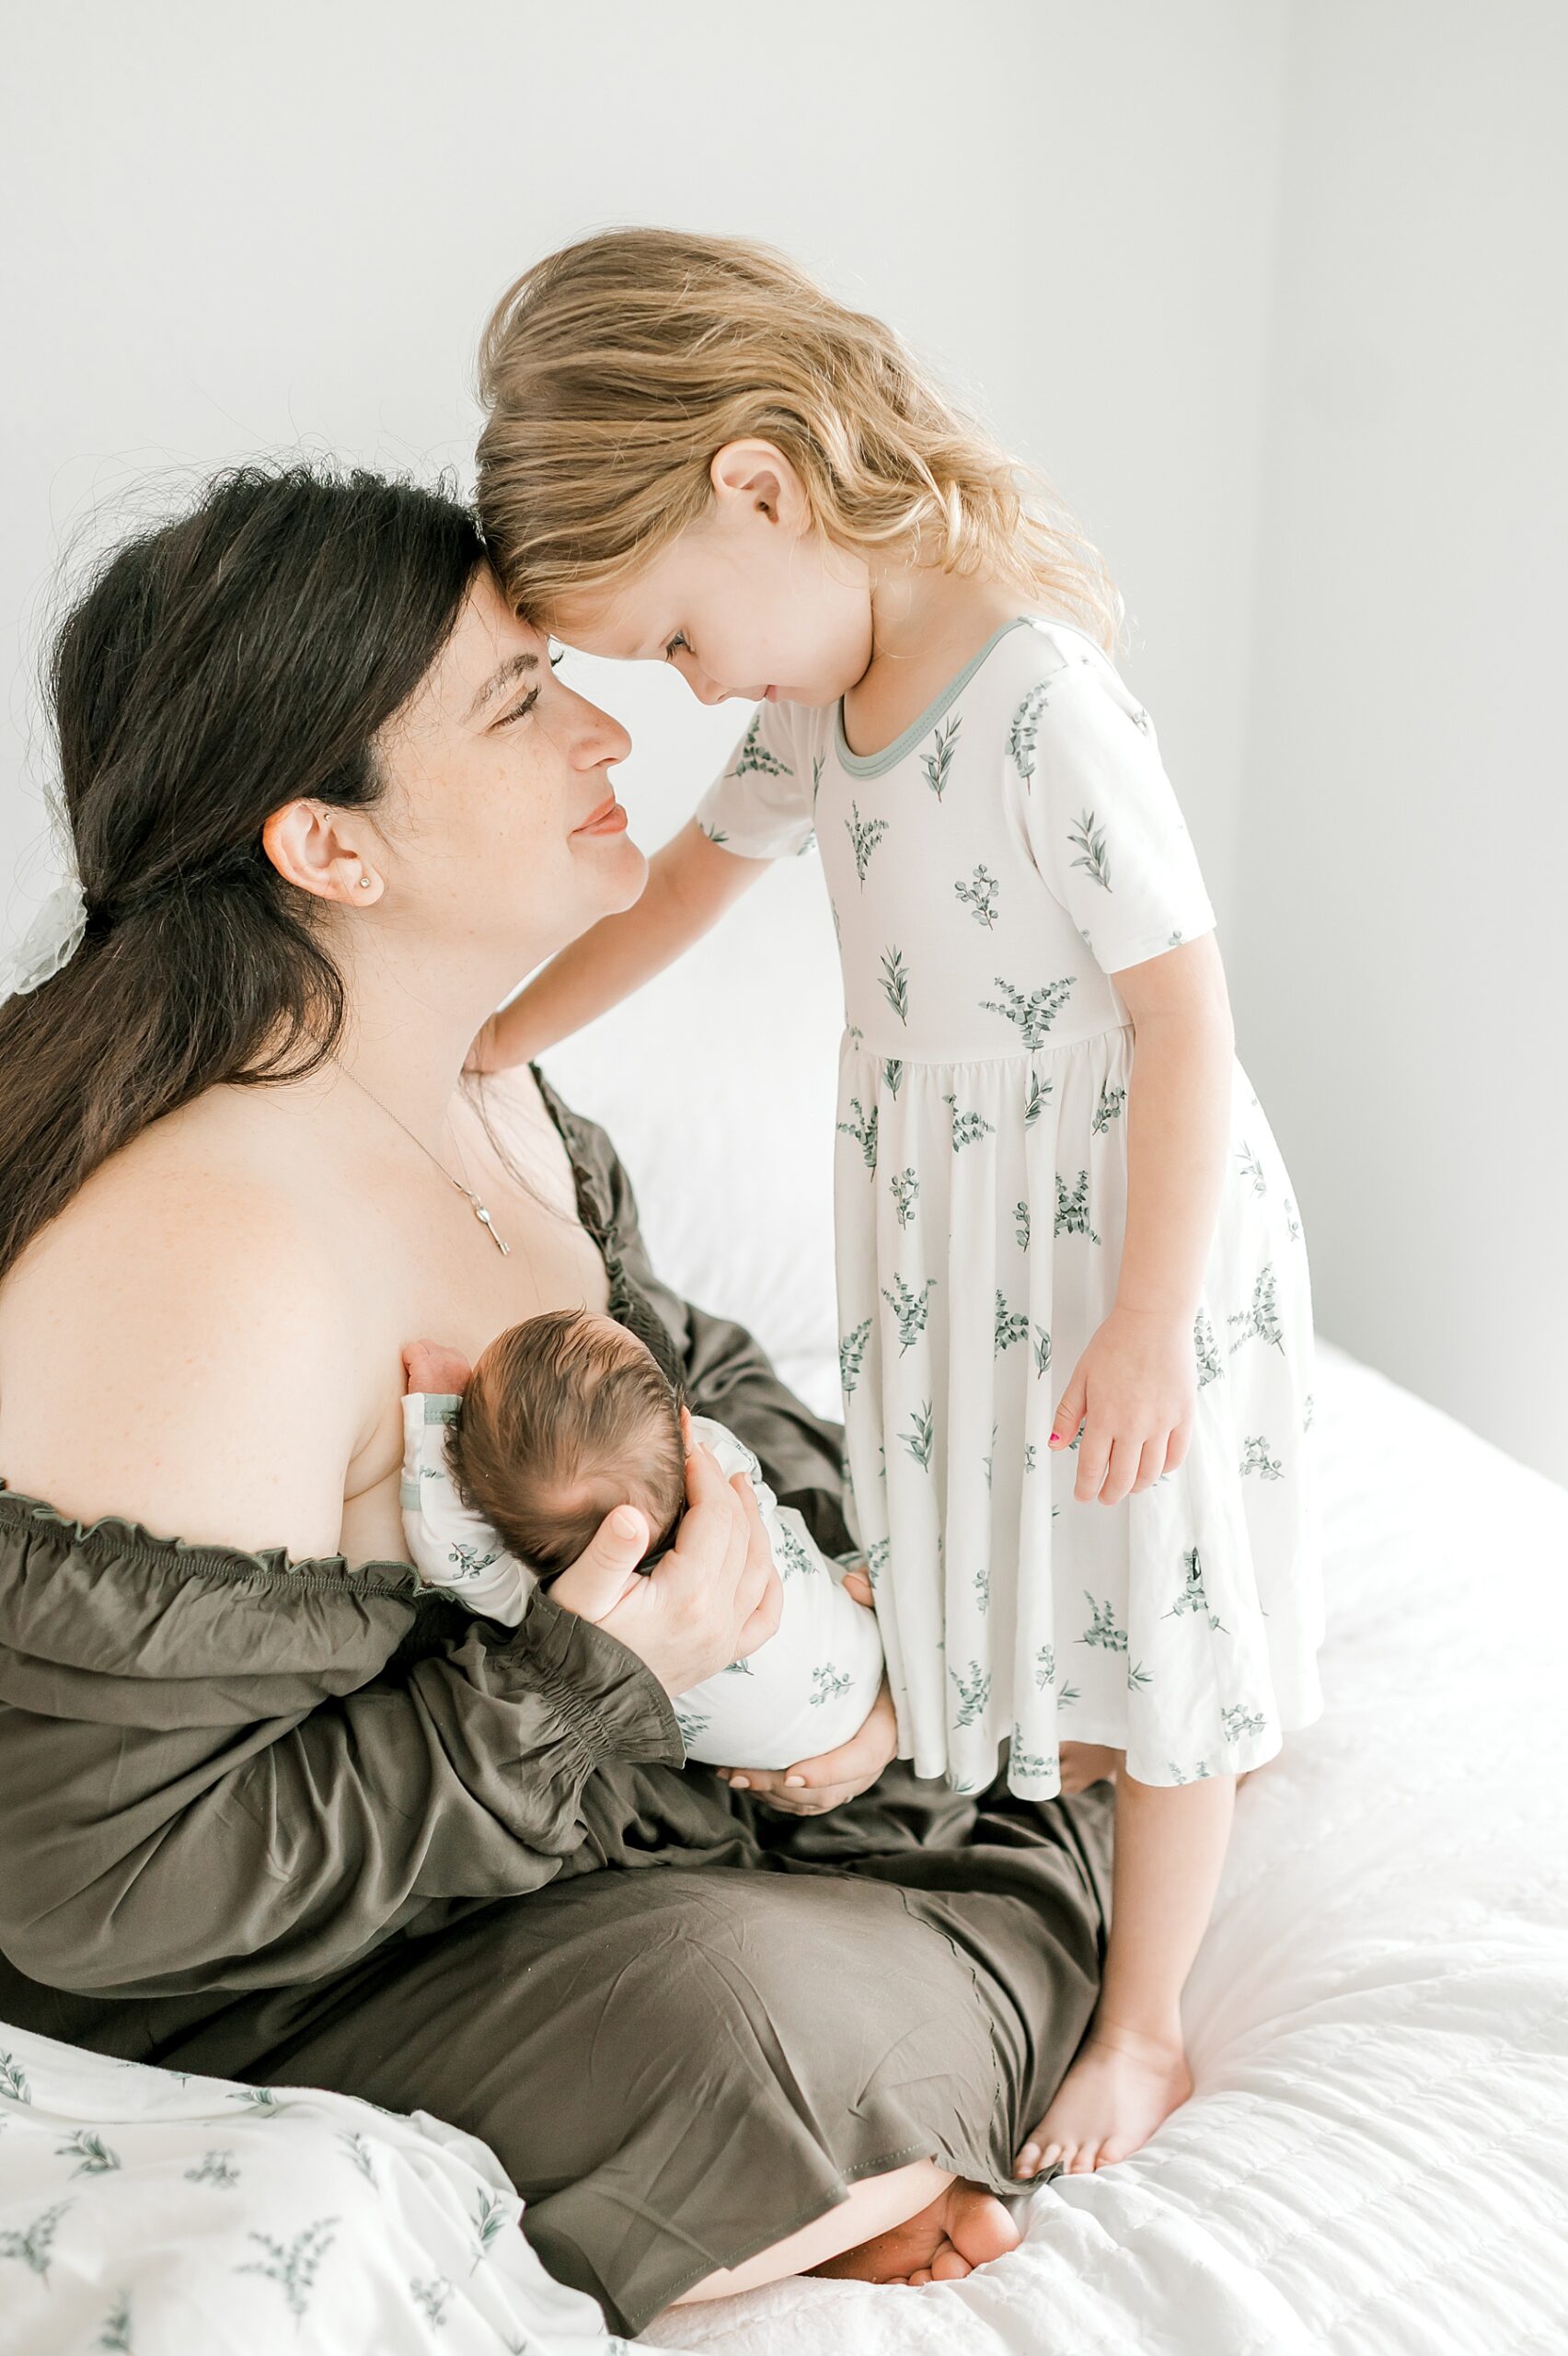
[578, 832, 650, 910]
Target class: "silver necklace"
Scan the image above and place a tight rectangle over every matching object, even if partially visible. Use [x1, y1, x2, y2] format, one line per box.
[337, 1065, 512, 1256]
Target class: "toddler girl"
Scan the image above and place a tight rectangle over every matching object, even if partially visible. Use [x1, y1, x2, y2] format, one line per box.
[467, 229, 1322, 2177]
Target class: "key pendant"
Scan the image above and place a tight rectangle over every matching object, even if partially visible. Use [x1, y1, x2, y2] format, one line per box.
[472, 1202, 511, 1255]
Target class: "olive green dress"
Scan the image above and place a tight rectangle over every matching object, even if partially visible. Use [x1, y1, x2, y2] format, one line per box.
[0, 1073, 1113, 2337]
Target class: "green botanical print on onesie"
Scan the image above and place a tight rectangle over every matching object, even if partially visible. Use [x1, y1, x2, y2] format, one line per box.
[994, 1292, 1028, 1353]
[56, 2130, 120, 2177]
[185, 2151, 240, 2189]
[338, 2132, 376, 2183]
[0, 2050, 31, 2103]
[1055, 1170, 1102, 1244]
[1067, 810, 1113, 891]
[774, 1522, 817, 1580]
[1168, 1759, 1215, 1784]
[698, 819, 730, 847]
[812, 754, 825, 806]
[839, 1319, 870, 1396]
[880, 945, 910, 1024]
[836, 1096, 879, 1172]
[230, 2087, 283, 2119]
[846, 800, 890, 884]
[945, 1094, 996, 1150]
[236, 2217, 340, 2322]
[732, 712, 792, 779]
[982, 974, 1076, 1048]
[97, 2291, 133, 2352]
[921, 714, 962, 800]
[1285, 1195, 1303, 1241]
[472, 2189, 511, 2264]
[410, 2277, 451, 2329]
[674, 1706, 711, 1749]
[954, 864, 1000, 927]
[891, 1167, 919, 1228]
[1236, 1140, 1267, 1196]
[812, 1663, 852, 1704]
[1, 2200, 71, 2281]
[882, 1273, 937, 1353]
[1091, 1080, 1126, 1135]
[1240, 1435, 1284, 1481]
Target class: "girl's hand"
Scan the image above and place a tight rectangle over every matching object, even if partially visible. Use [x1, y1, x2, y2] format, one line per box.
[551, 1410, 782, 1694]
[1050, 1306, 1196, 1506]
[720, 1671, 899, 1818]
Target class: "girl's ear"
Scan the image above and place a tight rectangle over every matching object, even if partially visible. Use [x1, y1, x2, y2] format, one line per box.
[261, 801, 385, 907]
[709, 439, 813, 535]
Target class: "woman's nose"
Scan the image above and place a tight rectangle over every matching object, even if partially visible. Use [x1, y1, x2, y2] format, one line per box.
[574, 699, 633, 767]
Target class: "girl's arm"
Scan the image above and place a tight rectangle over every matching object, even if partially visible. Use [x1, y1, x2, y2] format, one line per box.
[470, 819, 767, 1072]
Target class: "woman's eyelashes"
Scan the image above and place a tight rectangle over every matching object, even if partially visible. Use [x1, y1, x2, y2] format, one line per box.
[494, 649, 565, 728]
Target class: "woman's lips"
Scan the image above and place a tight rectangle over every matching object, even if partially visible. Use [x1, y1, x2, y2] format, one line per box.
[574, 795, 628, 837]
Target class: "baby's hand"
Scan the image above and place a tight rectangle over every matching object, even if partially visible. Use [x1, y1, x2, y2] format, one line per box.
[1049, 1306, 1196, 1506]
[402, 1339, 475, 1397]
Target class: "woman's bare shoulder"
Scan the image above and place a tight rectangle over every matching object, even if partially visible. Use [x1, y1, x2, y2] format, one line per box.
[0, 1091, 373, 1554]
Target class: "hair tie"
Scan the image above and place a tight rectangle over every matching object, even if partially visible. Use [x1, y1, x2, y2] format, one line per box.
[0, 872, 88, 1001]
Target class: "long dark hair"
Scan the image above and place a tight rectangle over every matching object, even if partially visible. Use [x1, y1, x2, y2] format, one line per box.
[0, 464, 485, 1280]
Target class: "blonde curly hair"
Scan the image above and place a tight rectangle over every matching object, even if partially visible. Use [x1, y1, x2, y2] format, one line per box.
[476, 226, 1122, 650]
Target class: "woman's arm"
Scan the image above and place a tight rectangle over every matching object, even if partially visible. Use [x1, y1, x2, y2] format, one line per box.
[470, 821, 763, 1072]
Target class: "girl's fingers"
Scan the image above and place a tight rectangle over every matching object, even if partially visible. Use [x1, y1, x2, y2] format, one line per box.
[1100, 1433, 1144, 1505]
[1135, 1435, 1169, 1492]
[1074, 1423, 1113, 1502]
[1166, 1420, 1193, 1475]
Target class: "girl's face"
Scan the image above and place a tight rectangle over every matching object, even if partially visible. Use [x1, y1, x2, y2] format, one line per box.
[372, 566, 645, 965]
[549, 442, 876, 710]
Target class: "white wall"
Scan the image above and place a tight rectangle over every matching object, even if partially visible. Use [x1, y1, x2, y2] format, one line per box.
[4, 2, 1562, 1478]
[1229, 1, 1568, 1481]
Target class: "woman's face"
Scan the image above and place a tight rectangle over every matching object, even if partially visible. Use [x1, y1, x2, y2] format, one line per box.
[371, 565, 643, 964]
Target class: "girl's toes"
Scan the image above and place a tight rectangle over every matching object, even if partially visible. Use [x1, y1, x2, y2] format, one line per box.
[1012, 2140, 1042, 2180]
[1065, 2144, 1096, 2175]
[1039, 2142, 1064, 2176]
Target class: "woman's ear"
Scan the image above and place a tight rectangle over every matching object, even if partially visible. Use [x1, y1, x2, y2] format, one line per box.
[261, 801, 384, 907]
[709, 439, 812, 535]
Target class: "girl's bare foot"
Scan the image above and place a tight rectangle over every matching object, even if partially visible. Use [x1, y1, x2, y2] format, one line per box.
[809, 2178, 1020, 2287]
[1013, 2022, 1193, 2179]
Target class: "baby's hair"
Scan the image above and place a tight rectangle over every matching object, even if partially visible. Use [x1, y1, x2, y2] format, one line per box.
[451, 1308, 686, 1577]
[476, 225, 1121, 647]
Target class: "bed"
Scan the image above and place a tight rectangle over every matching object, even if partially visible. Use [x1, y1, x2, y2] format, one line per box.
[4, 890, 1566, 2354]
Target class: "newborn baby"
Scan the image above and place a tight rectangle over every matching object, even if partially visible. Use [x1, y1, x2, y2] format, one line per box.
[401, 1308, 884, 1768]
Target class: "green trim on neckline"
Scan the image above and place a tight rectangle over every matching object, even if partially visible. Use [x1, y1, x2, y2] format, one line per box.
[833, 615, 1036, 780]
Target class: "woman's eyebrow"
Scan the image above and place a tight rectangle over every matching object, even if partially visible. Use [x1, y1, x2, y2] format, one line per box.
[466, 650, 539, 721]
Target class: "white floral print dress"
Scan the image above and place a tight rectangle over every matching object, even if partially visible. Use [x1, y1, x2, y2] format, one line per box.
[694, 616, 1323, 1796]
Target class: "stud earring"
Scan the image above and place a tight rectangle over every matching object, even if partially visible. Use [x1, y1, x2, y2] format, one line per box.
[357, 876, 374, 891]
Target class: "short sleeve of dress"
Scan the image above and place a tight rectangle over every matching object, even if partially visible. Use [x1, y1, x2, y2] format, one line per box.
[1011, 653, 1217, 974]
[690, 700, 815, 860]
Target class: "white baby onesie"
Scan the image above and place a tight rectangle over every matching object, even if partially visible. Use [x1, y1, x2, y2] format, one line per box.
[401, 1395, 884, 1769]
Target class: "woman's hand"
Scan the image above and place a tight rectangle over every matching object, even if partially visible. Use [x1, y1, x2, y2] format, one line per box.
[550, 1410, 782, 1695]
[1050, 1305, 1196, 1507]
[720, 1670, 900, 1818]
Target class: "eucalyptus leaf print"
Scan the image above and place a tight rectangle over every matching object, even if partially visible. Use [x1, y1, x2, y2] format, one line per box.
[1067, 809, 1113, 891]
[775, 1521, 817, 1581]
[1024, 1069, 1054, 1128]
[1304, 1392, 1315, 1432]
[944, 1093, 996, 1150]
[409, 2275, 452, 2328]
[338, 2131, 377, 2182]
[902, 1402, 936, 1470]
[949, 1659, 991, 1727]
[698, 819, 730, 847]
[1168, 1759, 1215, 1784]
[1023, 1441, 1039, 1472]
[954, 863, 1000, 928]
[1079, 1593, 1128, 1653]
[921, 713, 962, 800]
[880, 944, 910, 1025]
[236, 2217, 340, 2321]
[812, 1663, 852, 1705]
[846, 799, 890, 884]
[1032, 1323, 1053, 1378]
[1091, 1081, 1126, 1135]
[1285, 1195, 1303, 1242]
[97, 2292, 133, 2353]
[1126, 1660, 1153, 1692]
[230, 2086, 283, 2119]
[0, 2199, 71, 2282]
[185, 2151, 240, 2189]
[674, 1706, 711, 1748]
[1167, 1547, 1225, 1630]
[1236, 1140, 1267, 1197]
[473, 2189, 511, 2265]
[994, 1291, 1028, 1354]
[448, 1539, 501, 1580]
[732, 712, 792, 779]
[839, 1318, 871, 1395]
[1015, 1198, 1031, 1249]
[891, 1167, 919, 1228]
[1009, 1735, 1056, 1782]
[883, 1057, 905, 1098]
[1055, 1170, 1101, 1244]
[836, 1096, 879, 1173]
[1034, 1642, 1057, 1691]
[1007, 679, 1053, 782]
[882, 1272, 937, 1353]
[0, 2051, 30, 2103]
[56, 2129, 121, 2177]
[1222, 1704, 1267, 1744]
[1228, 1262, 1285, 1354]
[1193, 1307, 1225, 1387]
[972, 1567, 990, 1614]
[1240, 1435, 1285, 1481]
[982, 974, 1075, 1048]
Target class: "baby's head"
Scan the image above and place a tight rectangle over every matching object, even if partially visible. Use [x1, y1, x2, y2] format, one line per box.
[474, 227, 1120, 708]
[450, 1309, 686, 1578]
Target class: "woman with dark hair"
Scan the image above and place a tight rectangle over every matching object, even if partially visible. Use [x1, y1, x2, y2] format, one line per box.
[0, 465, 1113, 2336]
